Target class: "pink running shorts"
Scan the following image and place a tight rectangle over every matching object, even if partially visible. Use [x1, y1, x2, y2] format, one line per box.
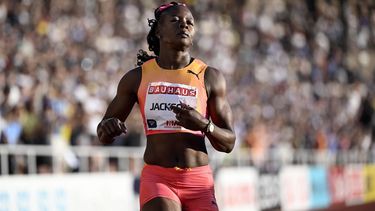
[140, 164, 219, 211]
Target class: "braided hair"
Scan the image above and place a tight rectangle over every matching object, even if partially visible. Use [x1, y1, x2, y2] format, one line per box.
[136, 2, 186, 66]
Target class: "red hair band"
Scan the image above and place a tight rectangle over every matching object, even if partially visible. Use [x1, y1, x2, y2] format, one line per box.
[157, 2, 186, 13]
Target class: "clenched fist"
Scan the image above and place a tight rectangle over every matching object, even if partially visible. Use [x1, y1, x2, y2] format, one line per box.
[97, 118, 127, 144]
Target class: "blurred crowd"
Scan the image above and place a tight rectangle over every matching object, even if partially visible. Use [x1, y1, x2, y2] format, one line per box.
[0, 0, 374, 173]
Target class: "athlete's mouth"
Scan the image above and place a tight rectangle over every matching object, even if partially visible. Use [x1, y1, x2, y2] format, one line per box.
[177, 31, 190, 38]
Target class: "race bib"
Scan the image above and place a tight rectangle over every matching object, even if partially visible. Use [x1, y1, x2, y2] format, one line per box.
[144, 82, 198, 130]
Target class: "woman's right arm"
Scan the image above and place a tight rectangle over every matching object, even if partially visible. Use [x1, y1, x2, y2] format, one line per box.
[97, 67, 141, 144]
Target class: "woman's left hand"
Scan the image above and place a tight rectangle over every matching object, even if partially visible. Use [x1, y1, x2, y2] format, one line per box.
[171, 102, 209, 131]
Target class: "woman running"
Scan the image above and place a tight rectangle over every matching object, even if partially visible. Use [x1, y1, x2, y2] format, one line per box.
[97, 2, 236, 210]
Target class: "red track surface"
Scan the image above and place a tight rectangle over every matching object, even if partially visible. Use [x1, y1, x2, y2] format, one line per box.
[315, 202, 375, 211]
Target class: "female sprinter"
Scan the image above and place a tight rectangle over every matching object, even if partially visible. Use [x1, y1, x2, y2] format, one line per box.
[97, 2, 236, 211]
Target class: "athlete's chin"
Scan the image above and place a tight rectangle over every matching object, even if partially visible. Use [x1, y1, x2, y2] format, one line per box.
[173, 39, 193, 50]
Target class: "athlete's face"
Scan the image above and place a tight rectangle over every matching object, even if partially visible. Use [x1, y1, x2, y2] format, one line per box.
[157, 6, 195, 48]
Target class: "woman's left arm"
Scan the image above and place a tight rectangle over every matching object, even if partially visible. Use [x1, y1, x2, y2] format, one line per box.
[171, 66, 236, 153]
[203, 66, 236, 153]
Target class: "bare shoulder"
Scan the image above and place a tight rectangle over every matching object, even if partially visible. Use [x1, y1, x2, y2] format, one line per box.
[118, 66, 142, 94]
[119, 66, 142, 85]
[204, 66, 227, 97]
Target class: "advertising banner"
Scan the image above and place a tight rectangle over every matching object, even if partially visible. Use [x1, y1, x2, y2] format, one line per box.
[280, 166, 310, 211]
[364, 165, 375, 203]
[328, 166, 345, 206]
[216, 167, 259, 211]
[344, 165, 365, 205]
[309, 166, 330, 209]
[0, 173, 135, 211]
[258, 174, 280, 210]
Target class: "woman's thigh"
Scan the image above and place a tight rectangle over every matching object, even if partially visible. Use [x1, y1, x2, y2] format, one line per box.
[142, 197, 182, 211]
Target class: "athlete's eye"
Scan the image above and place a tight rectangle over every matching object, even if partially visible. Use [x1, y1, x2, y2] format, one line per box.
[171, 17, 179, 22]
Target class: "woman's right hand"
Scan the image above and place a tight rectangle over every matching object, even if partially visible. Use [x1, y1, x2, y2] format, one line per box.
[97, 118, 127, 144]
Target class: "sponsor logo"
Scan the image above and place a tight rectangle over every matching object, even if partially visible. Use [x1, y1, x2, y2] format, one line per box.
[165, 120, 179, 127]
[148, 85, 196, 96]
[147, 119, 157, 128]
[187, 69, 203, 80]
[150, 103, 182, 111]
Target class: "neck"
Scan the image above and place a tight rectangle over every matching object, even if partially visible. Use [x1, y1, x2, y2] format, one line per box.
[157, 46, 191, 69]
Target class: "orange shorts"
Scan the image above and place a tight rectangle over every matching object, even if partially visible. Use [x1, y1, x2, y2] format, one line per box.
[139, 164, 218, 211]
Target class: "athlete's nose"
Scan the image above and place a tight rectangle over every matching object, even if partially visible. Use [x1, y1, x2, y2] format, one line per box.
[179, 19, 188, 29]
